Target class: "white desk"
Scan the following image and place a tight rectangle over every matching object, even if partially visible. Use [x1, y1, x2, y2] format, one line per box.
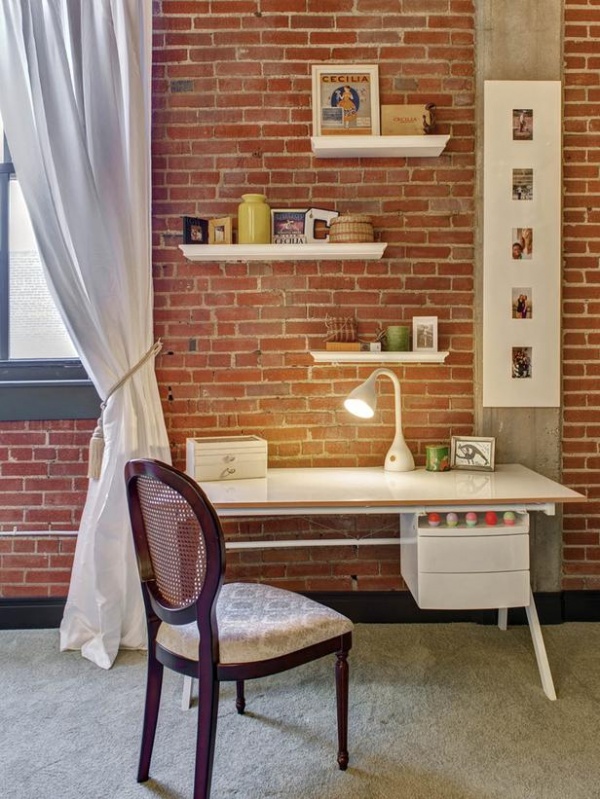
[200, 464, 581, 516]
[199, 465, 585, 700]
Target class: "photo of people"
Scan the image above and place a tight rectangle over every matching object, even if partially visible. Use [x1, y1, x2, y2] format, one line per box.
[511, 227, 533, 259]
[512, 347, 532, 379]
[513, 108, 533, 140]
[512, 288, 532, 319]
[512, 168, 533, 200]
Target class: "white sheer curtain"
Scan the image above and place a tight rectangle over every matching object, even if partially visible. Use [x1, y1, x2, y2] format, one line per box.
[0, 0, 170, 668]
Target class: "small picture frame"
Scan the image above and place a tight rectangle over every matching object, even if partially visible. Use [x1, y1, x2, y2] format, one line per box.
[311, 64, 380, 137]
[412, 316, 438, 353]
[450, 436, 496, 472]
[182, 216, 209, 244]
[271, 208, 308, 244]
[208, 217, 233, 245]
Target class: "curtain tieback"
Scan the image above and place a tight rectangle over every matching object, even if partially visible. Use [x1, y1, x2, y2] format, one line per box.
[88, 339, 163, 480]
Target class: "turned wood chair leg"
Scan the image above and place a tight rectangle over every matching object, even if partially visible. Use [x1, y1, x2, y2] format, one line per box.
[235, 680, 246, 714]
[335, 648, 350, 771]
[193, 673, 220, 799]
[138, 655, 164, 782]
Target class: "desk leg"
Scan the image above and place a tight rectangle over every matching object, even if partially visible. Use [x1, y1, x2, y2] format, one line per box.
[181, 675, 194, 710]
[497, 608, 508, 631]
[525, 588, 557, 701]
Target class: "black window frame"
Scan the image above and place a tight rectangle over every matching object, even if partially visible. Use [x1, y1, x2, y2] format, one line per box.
[0, 131, 99, 421]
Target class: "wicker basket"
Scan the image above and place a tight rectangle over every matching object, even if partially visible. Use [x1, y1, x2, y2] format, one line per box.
[328, 214, 374, 243]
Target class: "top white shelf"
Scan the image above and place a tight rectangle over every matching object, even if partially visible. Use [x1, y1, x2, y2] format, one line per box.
[179, 242, 387, 262]
[311, 134, 450, 159]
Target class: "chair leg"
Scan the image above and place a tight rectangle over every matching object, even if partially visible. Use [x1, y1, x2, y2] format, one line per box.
[335, 648, 350, 771]
[193, 671, 220, 799]
[182, 675, 194, 710]
[235, 680, 246, 714]
[138, 654, 164, 782]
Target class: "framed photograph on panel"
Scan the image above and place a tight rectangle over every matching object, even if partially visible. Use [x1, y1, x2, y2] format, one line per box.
[311, 64, 380, 137]
[450, 436, 496, 472]
[208, 217, 233, 244]
[412, 316, 438, 353]
[182, 216, 209, 244]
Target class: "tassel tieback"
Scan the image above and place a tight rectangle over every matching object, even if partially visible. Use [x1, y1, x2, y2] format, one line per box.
[87, 339, 163, 480]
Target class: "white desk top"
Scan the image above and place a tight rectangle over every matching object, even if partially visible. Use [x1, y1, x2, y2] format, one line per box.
[199, 464, 585, 517]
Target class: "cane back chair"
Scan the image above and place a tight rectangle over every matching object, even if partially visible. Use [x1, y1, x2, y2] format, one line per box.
[124, 458, 353, 799]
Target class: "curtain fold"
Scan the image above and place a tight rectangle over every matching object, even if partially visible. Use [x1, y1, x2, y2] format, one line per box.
[0, 0, 171, 668]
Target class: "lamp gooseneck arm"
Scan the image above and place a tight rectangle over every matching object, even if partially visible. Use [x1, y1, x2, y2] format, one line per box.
[372, 368, 414, 473]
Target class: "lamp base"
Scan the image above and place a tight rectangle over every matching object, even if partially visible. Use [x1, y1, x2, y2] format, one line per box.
[384, 437, 415, 472]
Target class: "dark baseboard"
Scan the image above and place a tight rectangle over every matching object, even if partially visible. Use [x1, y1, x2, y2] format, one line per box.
[563, 590, 600, 622]
[307, 590, 600, 626]
[1, 591, 599, 630]
[0, 598, 66, 630]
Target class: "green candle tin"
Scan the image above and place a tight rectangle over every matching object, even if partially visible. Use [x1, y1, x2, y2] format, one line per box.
[425, 444, 450, 472]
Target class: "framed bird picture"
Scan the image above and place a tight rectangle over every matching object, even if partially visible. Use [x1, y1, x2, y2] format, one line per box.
[450, 436, 496, 472]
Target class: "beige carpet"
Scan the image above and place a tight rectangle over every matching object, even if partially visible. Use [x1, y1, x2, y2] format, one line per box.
[1, 622, 600, 798]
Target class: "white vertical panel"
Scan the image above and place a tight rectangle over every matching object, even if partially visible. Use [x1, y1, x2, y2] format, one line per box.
[483, 81, 562, 407]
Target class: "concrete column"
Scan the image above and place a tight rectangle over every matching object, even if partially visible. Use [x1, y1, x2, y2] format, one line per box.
[474, 1, 563, 591]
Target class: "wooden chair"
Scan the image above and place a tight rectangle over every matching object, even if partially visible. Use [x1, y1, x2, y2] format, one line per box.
[124, 458, 353, 799]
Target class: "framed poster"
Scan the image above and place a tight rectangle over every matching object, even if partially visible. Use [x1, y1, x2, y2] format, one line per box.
[311, 64, 379, 136]
[483, 81, 561, 407]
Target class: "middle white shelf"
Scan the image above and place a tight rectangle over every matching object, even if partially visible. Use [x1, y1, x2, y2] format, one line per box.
[179, 242, 387, 262]
[310, 351, 449, 364]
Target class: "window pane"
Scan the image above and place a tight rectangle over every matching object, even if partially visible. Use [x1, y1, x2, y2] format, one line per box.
[8, 180, 77, 359]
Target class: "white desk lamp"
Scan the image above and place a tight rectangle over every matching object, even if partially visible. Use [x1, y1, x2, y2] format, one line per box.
[344, 367, 415, 472]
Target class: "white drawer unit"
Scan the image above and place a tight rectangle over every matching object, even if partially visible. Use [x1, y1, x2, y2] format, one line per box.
[401, 510, 531, 610]
[186, 435, 267, 482]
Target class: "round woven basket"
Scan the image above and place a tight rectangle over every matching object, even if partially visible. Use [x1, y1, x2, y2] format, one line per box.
[329, 214, 374, 243]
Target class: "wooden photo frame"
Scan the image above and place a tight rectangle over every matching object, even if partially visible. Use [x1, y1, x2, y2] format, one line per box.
[208, 217, 233, 245]
[311, 64, 379, 137]
[182, 216, 209, 244]
[412, 316, 438, 353]
[450, 436, 496, 472]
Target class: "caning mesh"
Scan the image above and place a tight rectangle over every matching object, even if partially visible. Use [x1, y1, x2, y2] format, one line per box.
[136, 475, 207, 607]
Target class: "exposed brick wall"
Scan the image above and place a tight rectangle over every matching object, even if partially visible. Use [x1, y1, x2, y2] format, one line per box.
[562, 0, 600, 590]
[151, 0, 476, 590]
[0, 420, 91, 597]
[7, 2, 599, 600]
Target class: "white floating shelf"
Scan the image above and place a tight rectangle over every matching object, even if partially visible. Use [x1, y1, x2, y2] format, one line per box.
[179, 242, 387, 262]
[310, 351, 450, 364]
[311, 134, 450, 159]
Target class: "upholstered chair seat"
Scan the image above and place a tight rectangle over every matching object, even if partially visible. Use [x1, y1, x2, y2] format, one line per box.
[157, 582, 354, 664]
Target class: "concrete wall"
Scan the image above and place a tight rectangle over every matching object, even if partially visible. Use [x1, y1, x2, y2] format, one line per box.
[475, 0, 564, 590]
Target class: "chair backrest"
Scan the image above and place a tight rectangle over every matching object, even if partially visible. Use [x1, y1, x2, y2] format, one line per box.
[124, 459, 226, 630]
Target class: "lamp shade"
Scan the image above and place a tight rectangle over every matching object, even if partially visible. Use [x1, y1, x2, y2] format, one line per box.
[344, 368, 415, 472]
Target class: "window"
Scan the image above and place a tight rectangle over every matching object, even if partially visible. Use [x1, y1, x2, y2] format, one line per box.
[0, 112, 99, 420]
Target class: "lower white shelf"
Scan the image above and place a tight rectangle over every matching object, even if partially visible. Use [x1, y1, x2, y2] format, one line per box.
[310, 351, 449, 363]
